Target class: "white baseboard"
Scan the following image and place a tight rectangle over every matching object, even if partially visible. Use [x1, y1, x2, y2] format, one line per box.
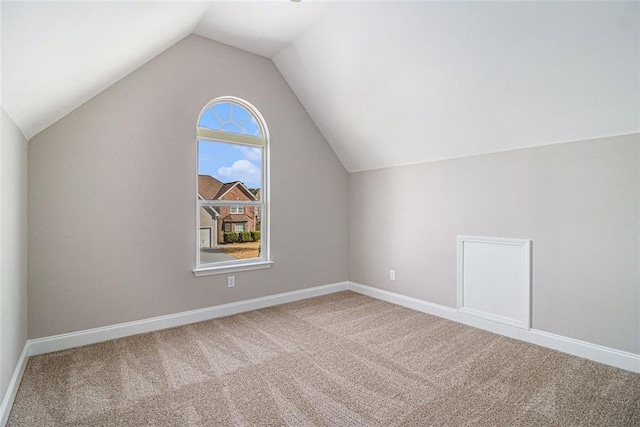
[347, 281, 459, 319]
[29, 281, 349, 356]
[347, 282, 640, 373]
[0, 342, 29, 427]
[527, 329, 640, 373]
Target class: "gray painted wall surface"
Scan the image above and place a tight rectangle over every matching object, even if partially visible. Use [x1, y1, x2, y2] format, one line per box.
[349, 134, 639, 354]
[28, 35, 349, 338]
[1, 108, 29, 404]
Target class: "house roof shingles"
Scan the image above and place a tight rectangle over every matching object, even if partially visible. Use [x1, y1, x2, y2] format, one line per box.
[198, 175, 258, 201]
[222, 214, 251, 223]
[198, 175, 224, 200]
[216, 182, 237, 198]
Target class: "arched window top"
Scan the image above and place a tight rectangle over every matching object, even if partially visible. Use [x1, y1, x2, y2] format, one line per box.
[197, 97, 267, 147]
[199, 102, 261, 137]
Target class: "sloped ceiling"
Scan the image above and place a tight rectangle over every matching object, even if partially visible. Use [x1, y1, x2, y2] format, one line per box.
[2, 1, 638, 172]
[274, 2, 639, 171]
[1, 1, 207, 141]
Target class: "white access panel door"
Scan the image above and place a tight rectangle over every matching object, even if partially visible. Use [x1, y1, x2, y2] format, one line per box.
[457, 236, 531, 329]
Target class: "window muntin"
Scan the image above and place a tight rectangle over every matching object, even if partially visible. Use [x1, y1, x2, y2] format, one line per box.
[195, 97, 269, 274]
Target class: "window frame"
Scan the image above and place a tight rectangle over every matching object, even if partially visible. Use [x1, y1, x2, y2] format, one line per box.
[193, 96, 272, 277]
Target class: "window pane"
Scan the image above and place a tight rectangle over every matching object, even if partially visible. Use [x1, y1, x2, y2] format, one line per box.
[213, 103, 231, 122]
[232, 104, 250, 123]
[199, 204, 262, 264]
[241, 119, 260, 137]
[198, 108, 222, 130]
[222, 122, 241, 133]
[198, 140, 262, 200]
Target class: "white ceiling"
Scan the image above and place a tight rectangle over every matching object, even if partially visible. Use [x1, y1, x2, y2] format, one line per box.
[2, 1, 638, 172]
[194, 1, 333, 58]
[274, 1, 639, 171]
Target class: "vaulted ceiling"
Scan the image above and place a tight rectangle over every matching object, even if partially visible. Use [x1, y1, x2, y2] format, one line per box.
[2, 1, 638, 171]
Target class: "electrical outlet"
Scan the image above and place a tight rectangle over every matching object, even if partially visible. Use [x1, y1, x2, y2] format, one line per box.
[389, 270, 396, 280]
[228, 276, 235, 288]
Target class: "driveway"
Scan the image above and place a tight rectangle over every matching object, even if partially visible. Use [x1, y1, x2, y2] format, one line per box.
[200, 248, 236, 263]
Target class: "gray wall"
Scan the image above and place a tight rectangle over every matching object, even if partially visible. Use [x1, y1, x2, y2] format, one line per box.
[349, 134, 639, 354]
[28, 35, 349, 339]
[24, 32, 638, 357]
[1, 108, 28, 405]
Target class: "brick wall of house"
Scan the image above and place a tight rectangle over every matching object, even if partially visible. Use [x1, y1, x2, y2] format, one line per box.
[217, 185, 257, 243]
[219, 185, 256, 203]
[215, 206, 256, 223]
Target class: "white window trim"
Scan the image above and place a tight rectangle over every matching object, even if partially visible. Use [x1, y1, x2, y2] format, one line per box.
[193, 261, 273, 277]
[193, 96, 271, 276]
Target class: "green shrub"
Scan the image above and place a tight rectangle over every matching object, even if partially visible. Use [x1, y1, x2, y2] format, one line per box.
[240, 231, 252, 242]
[224, 232, 238, 243]
[251, 231, 261, 242]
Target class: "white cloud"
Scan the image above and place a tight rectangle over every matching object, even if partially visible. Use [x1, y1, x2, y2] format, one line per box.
[238, 146, 261, 161]
[218, 159, 261, 187]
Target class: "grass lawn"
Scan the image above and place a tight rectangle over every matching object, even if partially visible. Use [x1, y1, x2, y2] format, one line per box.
[219, 241, 261, 259]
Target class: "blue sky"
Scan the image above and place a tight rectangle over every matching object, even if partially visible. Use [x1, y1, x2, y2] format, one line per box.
[198, 140, 262, 189]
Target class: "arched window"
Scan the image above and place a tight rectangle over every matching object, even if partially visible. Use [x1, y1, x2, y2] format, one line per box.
[194, 97, 271, 275]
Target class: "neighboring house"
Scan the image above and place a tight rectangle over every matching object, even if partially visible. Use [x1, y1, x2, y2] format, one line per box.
[198, 175, 259, 247]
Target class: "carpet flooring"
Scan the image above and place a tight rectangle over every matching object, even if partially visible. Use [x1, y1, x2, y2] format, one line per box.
[8, 291, 640, 426]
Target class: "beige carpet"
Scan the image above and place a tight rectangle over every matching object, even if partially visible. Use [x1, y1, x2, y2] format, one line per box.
[8, 291, 640, 426]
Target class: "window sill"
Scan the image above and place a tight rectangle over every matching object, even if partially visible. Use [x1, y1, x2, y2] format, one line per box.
[193, 261, 273, 277]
